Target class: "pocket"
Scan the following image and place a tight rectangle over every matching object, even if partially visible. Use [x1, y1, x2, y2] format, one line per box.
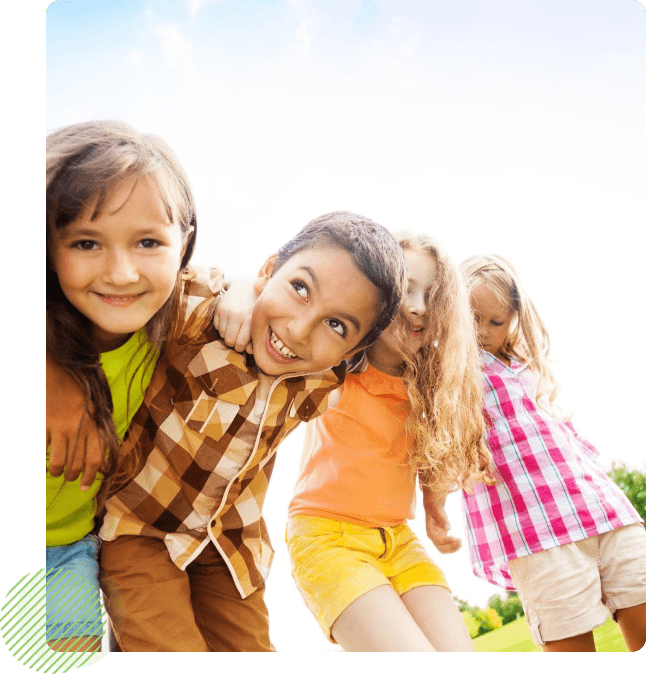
[82, 533, 102, 557]
[182, 391, 241, 441]
[173, 342, 258, 441]
[288, 530, 345, 568]
[507, 552, 533, 592]
[288, 389, 329, 422]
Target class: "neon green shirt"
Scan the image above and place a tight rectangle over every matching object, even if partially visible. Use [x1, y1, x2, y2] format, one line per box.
[46, 330, 158, 547]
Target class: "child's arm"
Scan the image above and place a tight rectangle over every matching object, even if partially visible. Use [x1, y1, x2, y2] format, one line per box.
[422, 486, 462, 554]
[213, 276, 258, 354]
[47, 353, 106, 490]
[298, 385, 345, 474]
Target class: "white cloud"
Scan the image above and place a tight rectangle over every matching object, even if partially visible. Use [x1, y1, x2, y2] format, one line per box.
[153, 23, 194, 64]
[402, 38, 419, 56]
[187, 0, 219, 17]
[294, 17, 314, 59]
[288, 0, 311, 9]
[124, 49, 144, 70]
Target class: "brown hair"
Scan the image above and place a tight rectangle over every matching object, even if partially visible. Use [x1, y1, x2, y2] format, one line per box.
[46, 120, 196, 490]
[386, 232, 492, 494]
[274, 211, 406, 348]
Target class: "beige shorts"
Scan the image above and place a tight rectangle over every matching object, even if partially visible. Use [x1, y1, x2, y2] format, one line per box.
[508, 523, 646, 646]
[286, 515, 449, 642]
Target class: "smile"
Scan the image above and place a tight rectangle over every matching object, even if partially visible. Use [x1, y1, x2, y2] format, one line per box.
[267, 328, 300, 362]
[96, 292, 145, 307]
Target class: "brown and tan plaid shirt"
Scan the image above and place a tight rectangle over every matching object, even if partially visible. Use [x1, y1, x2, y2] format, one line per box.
[99, 266, 344, 598]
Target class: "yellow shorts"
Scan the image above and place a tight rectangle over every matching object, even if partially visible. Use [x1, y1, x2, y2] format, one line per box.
[286, 515, 450, 642]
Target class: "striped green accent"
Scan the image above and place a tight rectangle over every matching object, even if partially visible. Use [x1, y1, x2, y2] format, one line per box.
[0, 567, 109, 674]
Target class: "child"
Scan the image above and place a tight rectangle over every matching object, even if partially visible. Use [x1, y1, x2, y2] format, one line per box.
[93, 211, 406, 651]
[46, 119, 197, 651]
[285, 232, 491, 651]
[428, 253, 646, 652]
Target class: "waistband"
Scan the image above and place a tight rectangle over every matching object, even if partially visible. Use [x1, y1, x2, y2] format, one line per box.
[287, 514, 409, 538]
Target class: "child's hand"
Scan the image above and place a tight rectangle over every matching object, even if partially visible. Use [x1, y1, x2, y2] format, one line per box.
[425, 510, 462, 554]
[213, 277, 258, 354]
[47, 354, 106, 491]
[423, 490, 462, 554]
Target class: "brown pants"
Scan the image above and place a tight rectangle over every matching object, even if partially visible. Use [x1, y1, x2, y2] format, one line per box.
[99, 535, 274, 652]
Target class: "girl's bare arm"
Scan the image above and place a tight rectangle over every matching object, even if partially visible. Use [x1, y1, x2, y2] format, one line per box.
[47, 353, 106, 490]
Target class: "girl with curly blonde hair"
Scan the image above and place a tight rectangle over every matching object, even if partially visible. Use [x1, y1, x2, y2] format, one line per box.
[285, 231, 491, 651]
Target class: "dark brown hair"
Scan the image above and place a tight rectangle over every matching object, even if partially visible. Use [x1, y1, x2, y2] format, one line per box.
[274, 211, 406, 348]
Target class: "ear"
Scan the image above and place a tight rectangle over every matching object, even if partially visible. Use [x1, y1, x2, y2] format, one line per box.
[336, 344, 366, 367]
[180, 225, 195, 262]
[252, 254, 277, 294]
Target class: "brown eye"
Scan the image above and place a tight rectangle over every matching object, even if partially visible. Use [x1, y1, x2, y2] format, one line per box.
[292, 280, 309, 299]
[72, 240, 98, 251]
[326, 318, 347, 337]
[138, 239, 161, 248]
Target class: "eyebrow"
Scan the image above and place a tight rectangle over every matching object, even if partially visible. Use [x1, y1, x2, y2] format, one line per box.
[483, 312, 510, 321]
[59, 224, 170, 240]
[58, 227, 101, 238]
[407, 278, 433, 291]
[299, 266, 320, 290]
[299, 265, 362, 334]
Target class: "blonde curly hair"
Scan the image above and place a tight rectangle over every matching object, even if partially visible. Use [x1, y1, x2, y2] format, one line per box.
[460, 253, 562, 417]
[385, 232, 492, 495]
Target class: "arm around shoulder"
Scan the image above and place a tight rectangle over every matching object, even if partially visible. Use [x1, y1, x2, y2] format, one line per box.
[46, 352, 106, 490]
[213, 274, 258, 354]
[172, 265, 225, 342]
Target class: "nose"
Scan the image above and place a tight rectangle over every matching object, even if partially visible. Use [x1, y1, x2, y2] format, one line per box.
[476, 322, 488, 344]
[286, 311, 316, 345]
[102, 249, 139, 286]
[405, 289, 427, 317]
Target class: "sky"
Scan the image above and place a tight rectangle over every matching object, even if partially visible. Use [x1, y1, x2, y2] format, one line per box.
[4, 0, 646, 666]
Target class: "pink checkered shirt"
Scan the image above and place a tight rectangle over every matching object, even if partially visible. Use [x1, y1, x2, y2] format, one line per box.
[462, 351, 643, 590]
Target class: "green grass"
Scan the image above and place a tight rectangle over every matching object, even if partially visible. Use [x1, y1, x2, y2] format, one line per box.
[473, 616, 629, 652]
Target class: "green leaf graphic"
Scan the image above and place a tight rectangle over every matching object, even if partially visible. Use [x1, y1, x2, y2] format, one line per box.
[0, 567, 109, 674]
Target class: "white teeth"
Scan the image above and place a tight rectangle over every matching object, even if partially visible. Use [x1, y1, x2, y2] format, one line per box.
[270, 330, 298, 359]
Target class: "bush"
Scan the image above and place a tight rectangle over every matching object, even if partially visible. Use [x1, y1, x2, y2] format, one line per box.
[462, 611, 480, 639]
[488, 591, 524, 625]
[483, 607, 503, 630]
[456, 596, 504, 637]
[607, 463, 646, 522]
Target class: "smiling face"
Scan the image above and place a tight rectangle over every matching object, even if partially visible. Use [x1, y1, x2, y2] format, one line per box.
[249, 244, 381, 376]
[369, 246, 437, 375]
[51, 174, 190, 352]
[469, 282, 516, 363]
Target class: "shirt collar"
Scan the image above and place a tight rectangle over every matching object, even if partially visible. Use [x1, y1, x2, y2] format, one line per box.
[352, 363, 408, 400]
